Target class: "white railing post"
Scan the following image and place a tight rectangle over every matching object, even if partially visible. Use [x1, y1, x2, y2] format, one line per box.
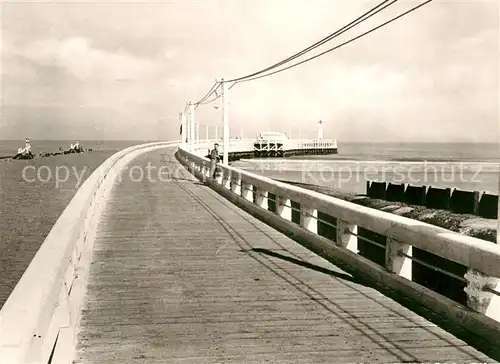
[198, 163, 207, 183]
[335, 220, 358, 253]
[277, 196, 292, 221]
[301, 206, 317, 234]
[241, 182, 253, 202]
[464, 269, 500, 322]
[215, 169, 223, 185]
[222, 170, 231, 189]
[255, 187, 268, 210]
[385, 238, 412, 280]
[230, 172, 241, 194]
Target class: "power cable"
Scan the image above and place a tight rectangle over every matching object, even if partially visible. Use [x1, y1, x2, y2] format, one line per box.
[196, 82, 236, 106]
[225, 0, 396, 83]
[232, 0, 433, 84]
[194, 81, 220, 106]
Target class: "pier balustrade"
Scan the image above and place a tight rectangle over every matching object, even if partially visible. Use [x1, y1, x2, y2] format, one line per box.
[178, 145, 500, 349]
[0, 141, 179, 364]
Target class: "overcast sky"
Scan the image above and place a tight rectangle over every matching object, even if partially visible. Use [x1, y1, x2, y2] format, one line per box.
[0, 0, 498, 142]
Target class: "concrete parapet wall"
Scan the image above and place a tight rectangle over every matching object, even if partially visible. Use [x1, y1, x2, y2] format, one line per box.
[0, 140, 180, 364]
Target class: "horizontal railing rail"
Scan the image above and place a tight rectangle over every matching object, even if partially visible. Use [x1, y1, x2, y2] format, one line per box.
[191, 138, 338, 156]
[177, 145, 500, 347]
[0, 141, 180, 364]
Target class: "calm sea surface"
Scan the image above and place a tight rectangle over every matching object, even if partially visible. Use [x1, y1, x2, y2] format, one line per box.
[233, 142, 500, 195]
[0, 141, 499, 307]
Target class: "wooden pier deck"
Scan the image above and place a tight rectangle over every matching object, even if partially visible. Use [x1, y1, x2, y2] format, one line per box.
[74, 148, 495, 363]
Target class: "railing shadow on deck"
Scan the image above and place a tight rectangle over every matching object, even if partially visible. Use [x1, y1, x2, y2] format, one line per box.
[246, 247, 496, 360]
[248, 248, 360, 284]
[178, 142, 500, 361]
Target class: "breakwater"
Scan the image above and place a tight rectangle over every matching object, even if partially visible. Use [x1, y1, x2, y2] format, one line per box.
[366, 181, 498, 219]
[1, 149, 93, 161]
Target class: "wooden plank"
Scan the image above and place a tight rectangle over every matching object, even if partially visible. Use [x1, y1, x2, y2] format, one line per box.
[74, 150, 495, 364]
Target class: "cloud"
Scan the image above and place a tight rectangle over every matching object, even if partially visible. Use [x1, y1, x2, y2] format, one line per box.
[14, 36, 156, 81]
[1, 0, 498, 142]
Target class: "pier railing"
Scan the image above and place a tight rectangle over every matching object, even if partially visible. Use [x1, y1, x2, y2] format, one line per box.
[0, 141, 179, 364]
[178, 145, 500, 347]
[187, 138, 338, 155]
[285, 138, 337, 150]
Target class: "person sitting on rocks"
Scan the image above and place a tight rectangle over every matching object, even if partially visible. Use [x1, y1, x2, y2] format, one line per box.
[13, 138, 34, 159]
[68, 141, 82, 153]
[24, 138, 31, 153]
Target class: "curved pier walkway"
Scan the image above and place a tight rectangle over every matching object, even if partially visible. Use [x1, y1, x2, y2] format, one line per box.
[74, 148, 494, 363]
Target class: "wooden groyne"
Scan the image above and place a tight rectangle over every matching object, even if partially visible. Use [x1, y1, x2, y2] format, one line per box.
[366, 181, 498, 219]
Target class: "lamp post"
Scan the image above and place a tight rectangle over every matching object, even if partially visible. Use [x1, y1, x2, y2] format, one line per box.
[196, 119, 200, 145]
[189, 102, 195, 146]
[221, 78, 229, 166]
[180, 112, 186, 145]
[318, 120, 324, 140]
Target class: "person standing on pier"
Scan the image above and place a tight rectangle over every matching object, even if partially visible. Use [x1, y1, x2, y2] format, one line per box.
[209, 143, 220, 179]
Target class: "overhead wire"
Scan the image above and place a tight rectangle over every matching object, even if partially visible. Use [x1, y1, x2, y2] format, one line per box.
[194, 81, 220, 106]
[225, 0, 396, 83]
[231, 0, 433, 85]
[183, 0, 433, 114]
[186, 0, 397, 109]
[196, 82, 236, 106]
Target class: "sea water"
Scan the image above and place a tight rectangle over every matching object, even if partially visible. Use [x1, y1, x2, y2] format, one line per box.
[232, 142, 500, 195]
[0, 140, 151, 307]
